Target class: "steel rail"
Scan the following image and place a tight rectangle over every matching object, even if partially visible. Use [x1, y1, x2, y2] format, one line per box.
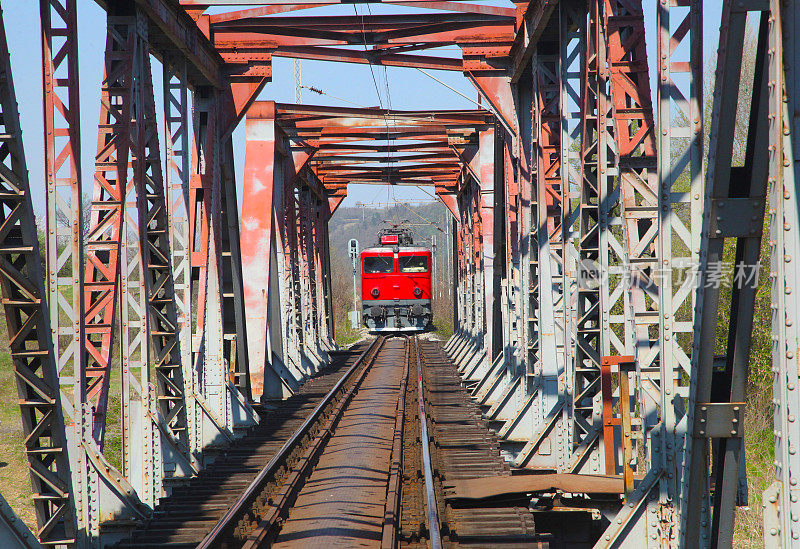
[381, 337, 412, 548]
[197, 336, 384, 548]
[415, 335, 443, 549]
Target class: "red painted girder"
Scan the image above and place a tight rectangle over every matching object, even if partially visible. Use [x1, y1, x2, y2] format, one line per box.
[536, 54, 563, 244]
[256, 46, 463, 71]
[318, 124, 448, 134]
[315, 143, 455, 152]
[328, 194, 346, 216]
[317, 168, 460, 177]
[220, 78, 270, 137]
[240, 112, 275, 399]
[603, 0, 656, 157]
[211, 12, 511, 28]
[508, 0, 556, 82]
[315, 158, 460, 166]
[83, 19, 136, 446]
[391, 2, 515, 17]
[94, 0, 223, 87]
[283, 120, 485, 132]
[182, 0, 503, 4]
[316, 170, 460, 179]
[313, 152, 458, 162]
[274, 102, 493, 117]
[205, 1, 515, 18]
[466, 72, 516, 133]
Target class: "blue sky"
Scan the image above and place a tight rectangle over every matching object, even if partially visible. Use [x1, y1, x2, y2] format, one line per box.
[4, 2, 723, 215]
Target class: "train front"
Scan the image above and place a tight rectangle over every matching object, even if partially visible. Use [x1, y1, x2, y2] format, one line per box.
[361, 232, 432, 332]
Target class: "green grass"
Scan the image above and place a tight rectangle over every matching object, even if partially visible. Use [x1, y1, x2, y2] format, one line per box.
[0, 266, 125, 531]
[0, 310, 37, 530]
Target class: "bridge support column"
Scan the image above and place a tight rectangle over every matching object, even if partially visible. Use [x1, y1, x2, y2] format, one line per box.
[241, 106, 301, 400]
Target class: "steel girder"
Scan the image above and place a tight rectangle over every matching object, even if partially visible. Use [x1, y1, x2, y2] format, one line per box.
[219, 139, 252, 400]
[521, 33, 570, 470]
[0, 491, 41, 549]
[574, 0, 608, 476]
[188, 88, 259, 449]
[41, 0, 85, 431]
[240, 110, 293, 400]
[241, 104, 344, 400]
[135, 28, 190, 457]
[652, 0, 704, 544]
[680, 3, 770, 545]
[0, 6, 77, 544]
[767, 0, 800, 545]
[162, 60, 198, 458]
[83, 16, 136, 447]
[209, 10, 515, 74]
[603, 0, 660, 440]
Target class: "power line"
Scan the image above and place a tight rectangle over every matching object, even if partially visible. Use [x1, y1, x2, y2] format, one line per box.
[353, 4, 394, 193]
[416, 67, 485, 110]
[302, 85, 369, 108]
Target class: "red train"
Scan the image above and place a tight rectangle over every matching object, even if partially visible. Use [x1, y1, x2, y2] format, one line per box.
[361, 228, 432, 332]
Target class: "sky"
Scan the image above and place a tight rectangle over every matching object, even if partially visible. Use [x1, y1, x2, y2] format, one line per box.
[3, 1, 725, 217]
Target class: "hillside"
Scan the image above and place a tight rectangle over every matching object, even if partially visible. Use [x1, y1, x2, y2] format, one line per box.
[327, 201, 456, 344]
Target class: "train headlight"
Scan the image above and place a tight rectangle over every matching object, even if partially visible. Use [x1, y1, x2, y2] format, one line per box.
[371, 287, 380, 297]
[413, 287, 422, 297]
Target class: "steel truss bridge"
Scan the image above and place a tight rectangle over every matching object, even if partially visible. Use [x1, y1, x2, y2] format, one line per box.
[0, 0, 796, 546]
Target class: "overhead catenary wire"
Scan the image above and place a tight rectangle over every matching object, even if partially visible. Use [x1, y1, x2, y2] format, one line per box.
[302, 85, 369, 109]
[353, 4, 394, 193]
[415, 67, 486, 109]
[398, 201, 445, 232]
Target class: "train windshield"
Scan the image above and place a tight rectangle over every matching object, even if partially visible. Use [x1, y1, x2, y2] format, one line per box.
[364, 256, 394, 273]
[399, 255, 429, 273]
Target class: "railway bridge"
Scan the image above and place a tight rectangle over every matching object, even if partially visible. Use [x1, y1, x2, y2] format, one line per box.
[0, 0, 796, 546]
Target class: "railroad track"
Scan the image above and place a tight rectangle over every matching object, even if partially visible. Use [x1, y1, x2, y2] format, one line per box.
[400, 338, 546, 548]
[116, 341, 372, 548]
[119, 335, 549, 548]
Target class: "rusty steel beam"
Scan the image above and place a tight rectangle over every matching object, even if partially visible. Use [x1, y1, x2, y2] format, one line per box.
[602, 0, 660, 464]
[95, 0, 223, 87]
[208, 2, 514, 21]
[0, 5, 77, 544]
[83, 17, 137, 446]
[509, 0, 556, 83]
[135, 45, 190, 448]
[41, 0, 85, 427]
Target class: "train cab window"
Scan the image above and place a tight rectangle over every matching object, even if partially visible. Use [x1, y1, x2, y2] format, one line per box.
[364, 256, 394, 273]
[399, 255, 429, 273]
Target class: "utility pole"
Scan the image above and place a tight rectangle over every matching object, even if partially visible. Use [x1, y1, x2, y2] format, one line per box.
[348, 239, 360, 328]
[431, 234, 437, 302]
[294, 59, 302, 103]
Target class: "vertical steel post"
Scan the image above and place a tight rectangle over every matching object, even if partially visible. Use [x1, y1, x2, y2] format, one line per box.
[84, 15, 136, 447]
[478, 128, 496, 372]
[41, 0, 85, 427]
[769, 0, 800, 544]
[135, 43, 190, 452]
[240, 109, 300, 399]
[2, 6, 77, 543]
[574, 0, 608, 473]
[163, 60, 198, 456]
[534, 42, 563, 452]
[219, 138, 252, 401]
[655, 0, 703, 538]
[682, 3, 769, 544]
[603, 0, 660, 424]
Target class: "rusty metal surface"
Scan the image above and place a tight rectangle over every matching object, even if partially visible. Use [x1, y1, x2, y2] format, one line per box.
[115, 344, 368, 547]
[400, 339, 548, 547]
[271, 338, 408, 547]
[444, 473, 629, 500]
